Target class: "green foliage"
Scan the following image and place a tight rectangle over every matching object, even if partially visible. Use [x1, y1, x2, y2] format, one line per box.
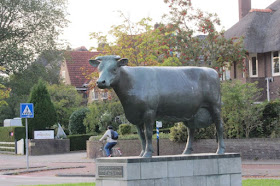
[47, 83, 83, 132]
[0, 62, 60, 125]
[221, 80, 263, 138]
[118, 124, 132, 135]
[261, 100, 280, 138]
[195, 125, 216, 140]
[84, 100, 124, 133]
[169, 122, 188, 142]
[67, 134, 92, 151]
[0, 127, 25, 142]
[27, 79, 57, 138]
[69, 108, 89, 135]
[90, 12, 167, 66]
[159, 0, 246, 73]
[0, 0, 68, 74]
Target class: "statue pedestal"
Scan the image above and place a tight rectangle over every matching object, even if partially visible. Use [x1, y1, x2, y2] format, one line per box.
[95, 153, 241, 186]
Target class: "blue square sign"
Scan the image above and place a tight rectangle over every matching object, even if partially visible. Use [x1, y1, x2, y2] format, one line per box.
[20, 103, 34, 118]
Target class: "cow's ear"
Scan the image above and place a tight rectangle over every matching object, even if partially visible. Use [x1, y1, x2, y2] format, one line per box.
[89, 59, 101, 67]
[117, 58, 128, 66]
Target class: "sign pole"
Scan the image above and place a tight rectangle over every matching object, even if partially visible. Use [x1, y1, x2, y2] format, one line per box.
[156, 121, 162, 156]
[20, 103, 34, 170]
[156, 127, 159, 156]
[25, 118, 29, 169]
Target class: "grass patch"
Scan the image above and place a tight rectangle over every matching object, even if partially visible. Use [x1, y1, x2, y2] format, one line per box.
[243, 179, 280, 186]
[22, 183, 95, 186]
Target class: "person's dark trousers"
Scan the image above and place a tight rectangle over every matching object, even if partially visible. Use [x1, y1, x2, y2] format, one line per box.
[104, 142, 117, 156]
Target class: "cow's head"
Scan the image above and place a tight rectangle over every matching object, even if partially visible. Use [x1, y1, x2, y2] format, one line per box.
[89, 55, 128, 89]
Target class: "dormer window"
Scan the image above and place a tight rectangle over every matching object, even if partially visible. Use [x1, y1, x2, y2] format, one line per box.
[272, 51, 280, 76]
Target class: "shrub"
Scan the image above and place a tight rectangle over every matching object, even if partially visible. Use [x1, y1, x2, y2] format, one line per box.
[169, 122, 188, 142]
[84, 100, 124, 133]
[0, 127, 25, 142]
[68, 108, 89, 135]
[67, 134, 92, 151]
[261, 100, 280, 138]
[221, 80, 263, 139]
[27, 79, 57, 138]
[119, 124, 132, 135]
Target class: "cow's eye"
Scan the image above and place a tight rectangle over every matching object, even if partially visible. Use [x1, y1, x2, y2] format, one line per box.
[113, 68, 117, 73]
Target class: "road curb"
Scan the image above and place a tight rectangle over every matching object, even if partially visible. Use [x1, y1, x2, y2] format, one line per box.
[1, 166, 86, 175]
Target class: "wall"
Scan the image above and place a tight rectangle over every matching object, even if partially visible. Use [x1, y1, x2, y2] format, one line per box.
[29, 139, 70, 155]
[87, 138, 280, 160]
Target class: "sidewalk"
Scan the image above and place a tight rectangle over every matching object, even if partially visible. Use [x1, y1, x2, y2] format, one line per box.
[242, 160, 280, 179]
[0, 151, 95, 177]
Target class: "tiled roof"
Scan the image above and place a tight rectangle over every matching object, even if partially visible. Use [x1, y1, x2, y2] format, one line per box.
[65, 51, 102, 88]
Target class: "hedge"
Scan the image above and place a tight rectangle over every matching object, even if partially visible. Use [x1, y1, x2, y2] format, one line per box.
[67, 134, 92, 151]
[0, 127, 26, 142]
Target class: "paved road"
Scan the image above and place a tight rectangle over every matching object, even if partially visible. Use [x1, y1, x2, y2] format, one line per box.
[0, 152, 279, 186]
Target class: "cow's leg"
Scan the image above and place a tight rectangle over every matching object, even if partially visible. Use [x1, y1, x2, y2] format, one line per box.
[183, 127, 195, 154]
[211, 106, 225, 154]
[142, 110, 155, 158]
[136, 124, 146, 157]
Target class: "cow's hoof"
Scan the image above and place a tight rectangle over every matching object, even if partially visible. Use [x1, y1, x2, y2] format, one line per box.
[216, 148, 225, 154]
[142, 152, 152, 158]
[139, 150, 145, 157]
[182, 148, 193, 154]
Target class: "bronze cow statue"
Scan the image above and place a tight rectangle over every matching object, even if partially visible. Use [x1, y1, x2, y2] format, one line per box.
[89, 55, 225, 158]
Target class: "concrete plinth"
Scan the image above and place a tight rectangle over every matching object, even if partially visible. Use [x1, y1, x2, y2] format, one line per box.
[95, 153, 241, 186]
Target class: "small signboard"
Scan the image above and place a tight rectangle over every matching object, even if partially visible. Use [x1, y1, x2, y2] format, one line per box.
[20, 103, 34, 118]
[156, 121, 162, 128]
[34, 130, 54, 139]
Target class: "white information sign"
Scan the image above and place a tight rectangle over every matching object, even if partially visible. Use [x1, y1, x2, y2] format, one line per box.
[156, 121, 162, 128]
[34, 130, 54, 139]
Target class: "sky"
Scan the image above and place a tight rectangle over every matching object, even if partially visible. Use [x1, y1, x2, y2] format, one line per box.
[61, 0, 276, 50]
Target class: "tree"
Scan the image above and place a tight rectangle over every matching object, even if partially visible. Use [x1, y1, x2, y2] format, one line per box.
[27, 79, 57, 138]
[158, 0, 246, 73]
[84, 100, 124, 133]
[47, 83, 83, 132]
[68, 108, 89, 135]
[0, 62, 59, 124]
[90, 12, 168, 66]
[221, 80, 263, 138]
[0, 0, 68, 74]
[0, 67, 10, 108]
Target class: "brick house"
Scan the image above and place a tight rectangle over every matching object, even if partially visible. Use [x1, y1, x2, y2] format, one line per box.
[60, 47, 108, 103]
[225, 0, 280, 101]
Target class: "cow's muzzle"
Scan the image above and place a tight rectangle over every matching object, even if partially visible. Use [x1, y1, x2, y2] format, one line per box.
[96, 80, 108, 89]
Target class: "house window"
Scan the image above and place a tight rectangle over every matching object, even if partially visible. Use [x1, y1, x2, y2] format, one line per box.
[102, 91, 108, 99]
[272, 51, 280, 76]
[220, 63, 231, 81]
[249, 54, 258, 77]
[61, 71, 66, 79]
[92, 90, 98, 100]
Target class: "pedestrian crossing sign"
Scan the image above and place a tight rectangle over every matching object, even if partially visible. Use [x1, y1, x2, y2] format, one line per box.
[20, 103, 34, 118]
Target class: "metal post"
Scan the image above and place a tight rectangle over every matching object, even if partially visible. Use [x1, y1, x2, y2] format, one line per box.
[266, 78, 270, 102]
[156, 127, 159, 156]
[25, 118, 29, 169]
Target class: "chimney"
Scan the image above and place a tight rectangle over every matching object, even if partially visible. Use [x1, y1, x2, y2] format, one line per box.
[238, 0, 251, 20]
